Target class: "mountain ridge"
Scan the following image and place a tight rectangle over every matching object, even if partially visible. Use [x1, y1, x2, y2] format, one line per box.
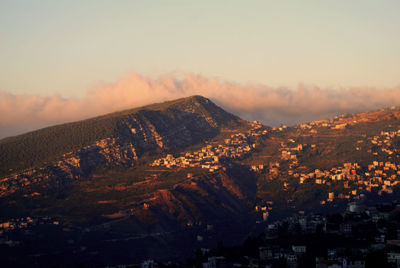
[0, 95, 245, 177]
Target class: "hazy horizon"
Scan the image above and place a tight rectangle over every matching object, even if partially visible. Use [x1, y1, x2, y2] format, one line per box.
[1, 1, 399, 138]
[2, 72, 400, 139]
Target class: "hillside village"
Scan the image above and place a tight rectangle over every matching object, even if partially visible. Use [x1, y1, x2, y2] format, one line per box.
[271, 127, 400, 205]
[297, 106, 400, 131]
[150, 109, 400, 213]
[151, 121, 268, 171]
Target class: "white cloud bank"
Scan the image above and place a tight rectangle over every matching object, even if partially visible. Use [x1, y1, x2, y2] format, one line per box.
[1, 73, 400, 139]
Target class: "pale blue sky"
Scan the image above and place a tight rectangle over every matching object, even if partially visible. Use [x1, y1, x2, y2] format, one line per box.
[1, 0, 400, 97]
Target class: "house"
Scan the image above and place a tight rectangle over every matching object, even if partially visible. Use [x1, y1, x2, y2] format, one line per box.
[202, 256, 226, 268]
[141, 259, 156, 268]
[347, 260, 365, 268]
[259, 246, 279, 261]
[340, 223, 352, 235]
[387, 252, 400, 266]
[286, 254, 297, 268]
[292, 245, 306, 255]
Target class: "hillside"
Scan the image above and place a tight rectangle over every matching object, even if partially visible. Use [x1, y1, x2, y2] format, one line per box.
[0, 95, 244, 177]
[0, 96, 259, 265]
[242, 106, 400, 219]
[2, 99, 400, 265]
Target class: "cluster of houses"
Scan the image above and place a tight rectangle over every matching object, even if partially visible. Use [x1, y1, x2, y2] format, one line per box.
[0, 166, 65, 198]
[181, 202, 400, 268]
[287, 159, 400, 204]
[151, 122, 267, 172]
[254, 200, 274, 222]
[261, 202, 400, 268]
[0, 216, 61, 248]
[294, 107, 392, 132]
[0, 171, 34, 197]
[0, 216, 60, 236]
[0, 217, 35, 236]
[265, 127, 400, 205]
[297, 116, 348, 131]
[370, 130, 400, 156]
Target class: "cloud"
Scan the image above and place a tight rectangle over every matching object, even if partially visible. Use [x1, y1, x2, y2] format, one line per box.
[1, 72, 400, 139]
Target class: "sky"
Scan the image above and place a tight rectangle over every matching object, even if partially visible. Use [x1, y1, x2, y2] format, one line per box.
[1, 1, 400, 138]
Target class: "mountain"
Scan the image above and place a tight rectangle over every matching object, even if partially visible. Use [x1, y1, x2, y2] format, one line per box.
[2, 97, 400, 266]
[0, 95, 243, 177]
[0, 95, 259, 265]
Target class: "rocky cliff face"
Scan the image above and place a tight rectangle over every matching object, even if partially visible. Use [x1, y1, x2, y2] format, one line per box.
[0, 96, 245, 197]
